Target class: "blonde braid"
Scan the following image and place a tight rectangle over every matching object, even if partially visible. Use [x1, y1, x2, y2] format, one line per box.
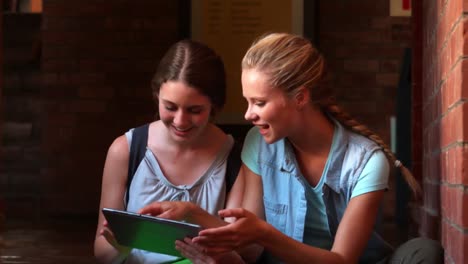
[324, 102, 421, 196]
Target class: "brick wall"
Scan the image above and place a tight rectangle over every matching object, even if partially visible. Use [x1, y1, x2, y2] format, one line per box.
[2, 13, 43, 221]
[419, 0, 468, 263]
[39, 0, 182, 219]
[0, 0, 4, 231]
[318, 0, 411, 140]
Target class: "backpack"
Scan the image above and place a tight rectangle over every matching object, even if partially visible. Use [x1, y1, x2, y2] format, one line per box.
[125, 123, 242, 208]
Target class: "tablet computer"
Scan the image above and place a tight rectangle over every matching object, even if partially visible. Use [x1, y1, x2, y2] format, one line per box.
[102, 208, 202, 257]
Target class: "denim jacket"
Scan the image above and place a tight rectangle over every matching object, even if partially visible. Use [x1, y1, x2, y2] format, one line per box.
[255, 123, 393, 263]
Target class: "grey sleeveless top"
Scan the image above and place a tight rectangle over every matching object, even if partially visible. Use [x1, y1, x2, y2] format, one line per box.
[123, 128, 234, 264]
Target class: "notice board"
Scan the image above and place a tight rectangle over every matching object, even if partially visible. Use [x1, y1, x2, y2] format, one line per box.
[192, 0, 303, 124]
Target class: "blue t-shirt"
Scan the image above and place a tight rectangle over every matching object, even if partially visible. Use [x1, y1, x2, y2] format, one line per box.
[241, 123, 389, 249]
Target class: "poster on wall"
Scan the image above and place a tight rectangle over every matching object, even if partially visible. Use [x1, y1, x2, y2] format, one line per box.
[390, 0, 411, 17]
[6, 0, 42, 13]
[192, 0, 303, 124]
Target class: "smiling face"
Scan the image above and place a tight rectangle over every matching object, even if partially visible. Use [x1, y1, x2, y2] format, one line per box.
[158, 80, 213, 144]
[242, 69, 298, 144]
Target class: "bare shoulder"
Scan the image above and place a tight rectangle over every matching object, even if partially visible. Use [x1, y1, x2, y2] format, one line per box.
[106, 135, 129, 162]
[101, 134, 130, 190]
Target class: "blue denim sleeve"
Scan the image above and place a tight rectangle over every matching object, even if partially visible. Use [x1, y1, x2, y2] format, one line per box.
[351, 150, 390, 198]
[240, 126, 261, 175]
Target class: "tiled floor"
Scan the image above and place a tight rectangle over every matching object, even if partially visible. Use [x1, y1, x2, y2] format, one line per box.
[1, 218, 99, 264]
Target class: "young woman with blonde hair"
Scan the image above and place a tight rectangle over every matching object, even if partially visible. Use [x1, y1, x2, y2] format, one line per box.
[192, 33, 443, 264]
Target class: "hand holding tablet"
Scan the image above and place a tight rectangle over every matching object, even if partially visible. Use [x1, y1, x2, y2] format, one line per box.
[102, 208, 202, 257]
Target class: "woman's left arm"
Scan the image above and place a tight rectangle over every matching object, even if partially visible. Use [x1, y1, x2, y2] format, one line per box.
[331, 191, 385, 262]
[294, 190, 384, 263]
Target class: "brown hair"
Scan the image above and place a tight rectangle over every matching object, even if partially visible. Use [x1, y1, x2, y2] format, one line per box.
[151, 39, 226, 116]
[242, 32, 421, 195]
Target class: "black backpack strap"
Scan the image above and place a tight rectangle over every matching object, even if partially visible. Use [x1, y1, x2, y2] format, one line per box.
[125, 123, 150, 209]
[225, 139, 242, 193]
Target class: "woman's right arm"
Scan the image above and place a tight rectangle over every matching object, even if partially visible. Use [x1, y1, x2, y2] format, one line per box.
[94, 135, 130, 264]
[233, 164, 265, 263]
[193, 164, 266, 261]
